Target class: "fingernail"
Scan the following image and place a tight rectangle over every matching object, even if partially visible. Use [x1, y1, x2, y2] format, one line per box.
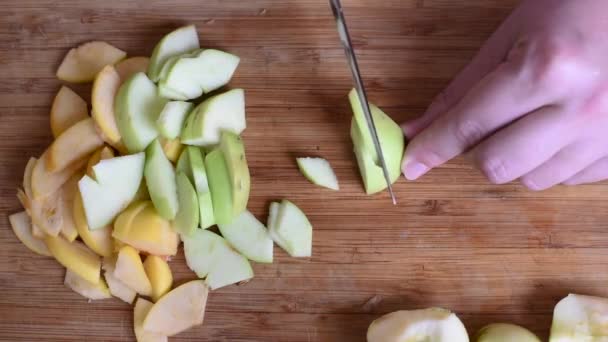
[403, 160, 430, 180]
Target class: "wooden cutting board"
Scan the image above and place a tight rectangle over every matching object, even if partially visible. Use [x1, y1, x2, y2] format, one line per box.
[2, 0, 607, 340]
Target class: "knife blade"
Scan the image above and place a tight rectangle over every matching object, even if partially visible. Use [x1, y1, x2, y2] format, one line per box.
[329, 0, 397, 205]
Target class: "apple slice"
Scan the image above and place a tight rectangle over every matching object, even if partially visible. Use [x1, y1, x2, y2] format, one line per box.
[31, 224, 46, 239]
[79, 152, 145, 229]
[157, 101, 192, 139]
[45, 236, 101, 284]
[9, 211, 51, 256]
[58, 173, 80, 242]
[134, 298, 168, 342]
[219, 132, 250, 215]
[114, 245, 152, 296]
[270, 200, 313, 258]
[56, 41, 126, 83]
[181, 89, 246, 146]
[159, 137, 184, 163]
[73, 193, 112, 257]
[296, 157, 339, 191]
[64, 269, 111, 300]
[143, 255, 173, 302]
[47, 118, 104, 172]
[148, 25, 200, 82]
[115, 56, 150, 82]
[50, 86, 88, 138]
[23, 157, 36, 199]
[180, 147, 215, 229]
[102, 257, 137, 304]
[550, 293, 608, 341]
[143, 280, 208, 336]
[218, 210, 273, 263]
[205, 149, 234, 225]
[145, 139, 179, 220]
[92, 65, 123, 147]
[367, 308, 469, 342]
[115, 72, 167, 153]
[477, 323, 540, 342]
[174, 172, 199, 236]
[31, 148, 87, 200]
[160, 49, 240, 100]
[86, 146, 115, 178]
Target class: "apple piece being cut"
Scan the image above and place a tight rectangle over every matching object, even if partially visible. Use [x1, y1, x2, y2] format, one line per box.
[182, 147, 214, 229]
[9, 211, 51, 257]
[205, 149, 234, 225]
[45, 236, 101, 284]
[56, 41, 126, 83]
[134, 298, 168, 342]
[174, 172, 199, 236]
[476, 323, 540, 342]
[219, 132, 250, 215]
[92, 65, 123, 148]
[143, 255, 173, 302]
[270, 200, 313, 258]
[31, 149, 87, 200]
[73, 193, 112, 257]
[115, 56, 150, 82]
[114, 245, 152, 296]
[367, 308, 469, 342]
[102, 257, 136, 304]
[549, 293, 608, 341]
[145, 139, 179, 220]
[157, 101, 192, 139]
[160, 137, 184, 163]
[148, 25, 200, 82]
[218, 210, 273, 263]
[143, 280, 208, 336]
[296, 157, 339, 191]
[50, 86, 89, 138]
[115, 72, 167, 153]
[79, 152, 145, 229]
[47, 118, 104, 172]
[64, 269, 111, 300]
[181, 89, 246, 146]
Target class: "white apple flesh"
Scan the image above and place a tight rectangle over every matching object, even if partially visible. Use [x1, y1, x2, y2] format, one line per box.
[476, 323, 540, 342]
[156, 100, 192, 139]
[270, 200, 312, 258]
[296, 157, 339, 191]
[218, 210, 273, 263]
[147, 25, 200, 82]
[550, 293, 608, 341]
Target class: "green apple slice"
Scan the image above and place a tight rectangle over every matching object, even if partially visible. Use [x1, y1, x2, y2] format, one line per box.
[186, 147, 215, 229]
[148, 25, 200, 82]
[477, 323, 540, 342]
[174, 171, 199, 236]
[549, 294, 608, 341]
[79, 153, 145, 229]
[144, 139, 178, 220]
[218, 210, 273, 263]
[205, 149, 234, 225]
[367, 308, 469, 342]
[267, 201, 280, 231]
[296, 157, 339, 191]
[219, 132, 250, 216]
[183, 229, 224, 278]
[181, 89, 246, 146]
[271, 200, 313, 258]
[115, 72, 167, 153]
[157, 101, 193, 139]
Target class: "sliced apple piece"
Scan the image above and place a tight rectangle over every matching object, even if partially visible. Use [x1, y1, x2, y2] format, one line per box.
[476, 323, 540, 342]
[134, 298, 168, 342]
[115, 56, 150, 82]
[86, 146, 115, 178]
[64, 268, 111, 300]
[47, 118, 104, 172]
[143, 280, 208, 336]
[148, 25, 200, 82]
[114, 245, 152, 296]
[159, 137, 184, 163]
[31, 223, 46, 239]
[92, 65, 123, 147]
[296, 157, 339, 191]
[183, 228, 223, 278]
[219, 132, 250, 215]
[550, 293, 608, 341]
[145, 139, 178, 220]
[56, 41, 126, 83]
[205, 149, 233, 224]
[73, 193, 112, 257]
[50, 86, 89, 138]
[218, 210, 273, 263]
[367, 308, 469, 342]
[31, 148, 87, 200]
[45, 236, 101, 284]
[58, 173, 81, 242]
[174, 171, 199, 236]
[9, 211, 51, 256]
[181, 89, 246, 146]
[102, 257, 137, 304]
[267, 201, 280, 232]
[184, 147, 214, 229]
[18, 188, 63, 237]
[270, 200, 313, 258]
[157, 101, 192, 139]
[22, 157, 36, 198]
[143, 255, 173, 302]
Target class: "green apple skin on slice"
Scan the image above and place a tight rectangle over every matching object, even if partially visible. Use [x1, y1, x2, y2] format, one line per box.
[148, 25, 200, 82]
[205, 149, 234, 225]
[186, 147, 215, 229]
[79, 153, 145, 230]
[476, 323, 540, 342]
[144, 139, 179, 220]
[157, 50, 202, 100]
[157, 101, 193, 139]
[296, 157, 339, 191]
[115, 72, 167, 153]
[549, 294, 608, 341]
[271, 200, 313, 258]
[174, 171, 199, 237]
[181, 89, 246, 146]
[218, 210, 273, 263]
[219, 132, 250, 216]
[183, 229, 224, 278]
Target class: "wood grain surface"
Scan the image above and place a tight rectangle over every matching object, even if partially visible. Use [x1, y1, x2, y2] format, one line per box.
[2, 0, 608, 341]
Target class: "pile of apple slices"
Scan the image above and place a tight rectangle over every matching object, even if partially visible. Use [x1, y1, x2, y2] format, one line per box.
[9, 24, 314, 340]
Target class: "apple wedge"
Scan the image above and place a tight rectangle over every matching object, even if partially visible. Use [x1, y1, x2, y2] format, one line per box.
[64, 269, 111, 300]
[134, 298, 168, 342]
[181, 89, 246, 146]
[157, 101, 192, 139]
[180, 147, 214, 229]
[367, 308, 469, 342]
[148, 25, 200, 82]
[23, 157, 36, 199]
[218, 210, 273, 263]
[47, 118, 104, 172]
[56, 41, 126, 83]
[550, 293, 608, 341]
[219, 132, 250, 215]
[92, 65, 123, 148]
[9, 211, 51, 257]
[143, 255, 173, 302]
[174, 171, 199, 236]
[50, 86, 88, 138]
[476, 323, 540, 342]
[102, 257, 137, 304]
[145, 139, 179, 220]
[114, 245, 152, 296]
[143, 280, 208, 336]
[58, 173, 81, 242]
[45, 236, 101, 284]
[269, 200, 313, 258]
[31, 148, 87, 200]
[73, 193, 112, 257]
[205, 149, 234, 225]
[159, 137, 184, 163]
[115, 56, 150, 82]
[296, 157, 339, 191]
[79, 152, 145, 229]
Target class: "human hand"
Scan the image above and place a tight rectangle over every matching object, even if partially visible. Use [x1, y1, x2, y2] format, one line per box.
[401, 0, 608, 190]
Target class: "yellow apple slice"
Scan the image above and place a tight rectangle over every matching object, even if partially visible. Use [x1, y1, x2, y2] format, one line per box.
[92, 65, 123, 147]
[116, 57, 150, 82]
[114, 245, 152, 296]
[45, 236, 101, 284]
[143, 255, 173, 302]
[73, 193, 112, 257]
[143, 280, 209, 336]
[56, 41, 126, 83]
[86, 146, 116, 178]
[102, 257, 136, 304]
[22, 157, 36, 199]
[47, 118, 104, 172]
[159, 137, 184, 163]
[17, 188, 62, 237]
[8, 211, 51, 256]
[134, 298, 168, 342]
[64, 268, 111, 300]
[50, 86, 89, 138]
[58, 173, 81, 242]
[31, 223, 46, 239]
[31, 148, 87, 200]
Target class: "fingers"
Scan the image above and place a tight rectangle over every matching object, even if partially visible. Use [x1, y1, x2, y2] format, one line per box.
[563, 157, 608, 185]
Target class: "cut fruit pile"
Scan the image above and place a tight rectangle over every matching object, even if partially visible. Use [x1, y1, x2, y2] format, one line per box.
[8, 25, 314, 341]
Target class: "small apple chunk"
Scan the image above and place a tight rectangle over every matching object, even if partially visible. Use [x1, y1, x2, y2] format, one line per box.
[157, 101, 192, 139]
[50, 86, 89, 138]
[174, 172, 199, 236]
[218, 210, 273, 263]
[143, 280, 209, 336]
[47, 118, 104, 172]
[182, 147, 214, 229]
[102, 257, 137, 304]
[181, 89, 246, 146]
[115, 56, 150, 82]
[367, 308, 469, 342]
[114, 245, 152, 296]
[17, 188, 63, 237]
[143, 255, 173, 302]
[159, 137, 184, 163]
[9, 211, 51, 257]
[219, 132, 250, 215]
[64, 269, 111, 300]
[92, 65, 123, 148]
[45, 236, 101, 284]
[56, 41, 126, 83]
[148, 25, 200, 82]
[31, 148, 87, 200]
[550, 293, 608, 341]
[476, 323, 540, 342]
[205, 149, 234, 225]
[296, 157, 339, 191]
[134, 298, 168, 342]
[145, 139, 179, 220]
[270, 200, 313, 258]
[73, 192, 112, 257]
